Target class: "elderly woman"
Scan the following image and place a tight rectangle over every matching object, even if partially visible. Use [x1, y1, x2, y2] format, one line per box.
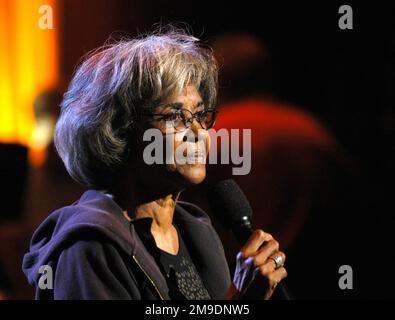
[22, 29, 287, 300]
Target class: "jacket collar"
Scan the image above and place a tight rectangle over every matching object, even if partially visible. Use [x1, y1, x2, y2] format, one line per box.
[78, 190, 231, 299]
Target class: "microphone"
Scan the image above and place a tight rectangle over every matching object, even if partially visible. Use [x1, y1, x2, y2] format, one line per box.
[207, 179, 292, 300]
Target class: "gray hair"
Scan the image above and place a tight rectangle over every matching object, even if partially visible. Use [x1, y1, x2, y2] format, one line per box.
[54, 29, 218, 189]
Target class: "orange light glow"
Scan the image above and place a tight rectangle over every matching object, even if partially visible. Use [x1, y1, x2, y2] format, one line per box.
[0, 0, 59, 154]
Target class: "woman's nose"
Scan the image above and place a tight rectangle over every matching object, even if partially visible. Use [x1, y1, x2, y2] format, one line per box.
[183, 118, 203, 143]
[191, 118, 201, 141]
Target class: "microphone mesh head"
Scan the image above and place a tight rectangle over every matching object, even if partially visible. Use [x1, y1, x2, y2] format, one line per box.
[207, 179, 253, 229]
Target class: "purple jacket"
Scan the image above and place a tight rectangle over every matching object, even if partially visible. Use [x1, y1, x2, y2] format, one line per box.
[22, 190, 231, 299]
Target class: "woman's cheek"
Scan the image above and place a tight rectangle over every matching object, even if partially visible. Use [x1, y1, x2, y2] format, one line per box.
[166, 162, 178, 172]
[206, 131, 211, 158]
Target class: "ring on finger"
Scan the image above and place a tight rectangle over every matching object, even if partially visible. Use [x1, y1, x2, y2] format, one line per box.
[269, 254, 284, 270]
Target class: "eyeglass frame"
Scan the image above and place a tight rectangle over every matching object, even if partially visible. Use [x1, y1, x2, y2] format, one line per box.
[139, 107, 219, 132]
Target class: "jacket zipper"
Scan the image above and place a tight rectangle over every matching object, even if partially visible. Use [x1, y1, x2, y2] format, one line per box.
[132, 254, 165, 300]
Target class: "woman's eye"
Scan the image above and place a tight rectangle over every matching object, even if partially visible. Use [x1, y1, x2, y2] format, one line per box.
[162, 112, 178, 121]
[197, 111, 207, 120]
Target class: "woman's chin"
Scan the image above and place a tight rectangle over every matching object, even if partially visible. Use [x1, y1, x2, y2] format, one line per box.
[177, 164, 207, 186]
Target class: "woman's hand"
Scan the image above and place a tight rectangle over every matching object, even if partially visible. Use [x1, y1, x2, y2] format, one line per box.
[227, 229, 287, 300]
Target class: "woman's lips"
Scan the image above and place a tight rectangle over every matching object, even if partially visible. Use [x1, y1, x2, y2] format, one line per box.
[179, 142, 207, 164]
[186, 151, 206, 164]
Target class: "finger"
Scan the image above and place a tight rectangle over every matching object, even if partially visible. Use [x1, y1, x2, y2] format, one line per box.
[252, 242, 282, 267]
[240, 230, 273, 257]
[255, 254, 283, 276]
[255, 251, 286, 274]
[242, 266, 286, 300]
[267, 267, 288, 286]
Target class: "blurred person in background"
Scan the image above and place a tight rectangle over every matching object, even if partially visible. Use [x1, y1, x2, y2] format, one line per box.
[0, 88, 86, 299]
[22, 88, 86, 234]
[182, 32, 358, 298]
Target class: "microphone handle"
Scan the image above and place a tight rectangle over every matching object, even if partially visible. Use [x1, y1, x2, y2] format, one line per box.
[233, 221, 292, 300]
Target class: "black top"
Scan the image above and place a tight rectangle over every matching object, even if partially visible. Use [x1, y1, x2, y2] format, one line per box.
[132, 217, 211, 300]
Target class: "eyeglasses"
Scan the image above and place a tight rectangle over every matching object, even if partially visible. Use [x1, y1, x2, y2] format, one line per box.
[140, 108, 218, 132]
